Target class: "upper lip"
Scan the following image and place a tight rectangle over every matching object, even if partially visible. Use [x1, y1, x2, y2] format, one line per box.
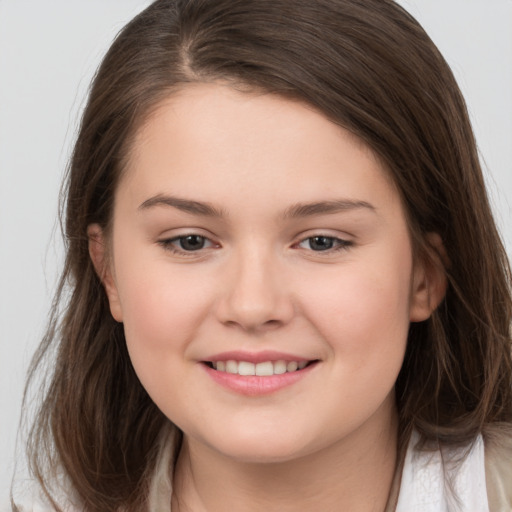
[203, 350, 315, 364]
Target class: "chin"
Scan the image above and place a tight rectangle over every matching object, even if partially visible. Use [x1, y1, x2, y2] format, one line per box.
[202, 427, 319, 464]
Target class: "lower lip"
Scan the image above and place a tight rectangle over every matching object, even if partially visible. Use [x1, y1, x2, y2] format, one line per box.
[202, 363, 318, 396]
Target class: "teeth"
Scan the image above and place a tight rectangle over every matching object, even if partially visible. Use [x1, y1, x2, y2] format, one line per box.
[226, 360, 238, 374]
[212, 359, 310, 376]
[238, 361, 255, 376]
[255, 361, 273, 376]
[274, 360, 287, 374]
[287, 361, 298, 372]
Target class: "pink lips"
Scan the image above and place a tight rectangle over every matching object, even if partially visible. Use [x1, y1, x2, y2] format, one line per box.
[201, 350, 318, 396]
[204, 350, 311, 364]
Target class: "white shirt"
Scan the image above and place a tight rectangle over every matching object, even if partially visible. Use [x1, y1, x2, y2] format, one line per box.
[396, 431, 489, 512]
[6, 431, 490, 511]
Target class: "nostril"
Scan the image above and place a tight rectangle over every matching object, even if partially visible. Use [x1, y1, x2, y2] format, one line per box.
[221, 317, 284, 332]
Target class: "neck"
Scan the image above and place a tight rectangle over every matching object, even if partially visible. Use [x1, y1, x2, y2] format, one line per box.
[172, 408, 399, 512]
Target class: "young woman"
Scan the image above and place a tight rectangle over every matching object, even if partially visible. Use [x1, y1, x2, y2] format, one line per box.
[13, 0, 512, 510]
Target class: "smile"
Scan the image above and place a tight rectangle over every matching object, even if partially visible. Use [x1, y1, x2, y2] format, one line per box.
[208, 360, 310, 376]
[202, 357, 319, 396]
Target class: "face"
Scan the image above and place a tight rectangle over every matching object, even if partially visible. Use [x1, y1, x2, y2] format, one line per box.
[90, 83, 440, 463]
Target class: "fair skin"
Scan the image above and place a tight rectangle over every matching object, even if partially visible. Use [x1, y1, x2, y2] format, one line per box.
[89, 83, 445, 512]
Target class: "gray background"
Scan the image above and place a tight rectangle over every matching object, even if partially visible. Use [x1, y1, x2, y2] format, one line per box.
[1, 0, 511, 503]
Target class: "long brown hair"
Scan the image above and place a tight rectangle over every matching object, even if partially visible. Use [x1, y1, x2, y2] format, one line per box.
[19, 0, 512, 510]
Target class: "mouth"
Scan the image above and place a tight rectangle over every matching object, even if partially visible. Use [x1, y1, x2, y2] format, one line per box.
[203, 359, 318, 376]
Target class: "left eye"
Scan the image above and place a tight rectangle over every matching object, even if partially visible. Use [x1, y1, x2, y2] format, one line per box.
[298, 236, 349, 251]
[162, 235, 213, 252]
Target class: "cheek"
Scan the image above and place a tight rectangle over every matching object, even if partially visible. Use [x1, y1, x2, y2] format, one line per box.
[309, 266, 411, 425]
[114, 264, 218, 419]
[112, 254, 214, 376]
[299, 249, 413, 367]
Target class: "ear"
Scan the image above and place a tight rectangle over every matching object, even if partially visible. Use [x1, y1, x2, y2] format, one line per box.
[409, 232, 448, 322]
[87, 224, 123, 322]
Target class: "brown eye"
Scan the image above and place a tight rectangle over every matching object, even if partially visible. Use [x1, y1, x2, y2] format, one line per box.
[307, 236, 335, 251]
[177, 235, 207, 251]
[297, 236, 352, 252]
[158, 234, 216, 254]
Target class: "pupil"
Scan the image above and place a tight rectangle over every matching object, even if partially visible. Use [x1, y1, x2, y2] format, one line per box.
[180, 235, 205, 251]
[310, 236, 334, 251]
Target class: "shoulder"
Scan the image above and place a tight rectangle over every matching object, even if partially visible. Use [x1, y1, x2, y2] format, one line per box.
[6, 485, 81, 512]
[484, 426, 512, 511]
[6, 499, 80, 512]
[394, 431, 489, 511]
[394, 429, 510, 512]
[1, 498, 55, 512]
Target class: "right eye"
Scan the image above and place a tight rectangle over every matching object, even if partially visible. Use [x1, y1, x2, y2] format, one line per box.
[158, 234, 216, 254]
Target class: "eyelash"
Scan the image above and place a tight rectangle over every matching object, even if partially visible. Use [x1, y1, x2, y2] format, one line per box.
[296, 235, 353, 253]
[157, 234, 353, 256]
[157, 235, 216, 255]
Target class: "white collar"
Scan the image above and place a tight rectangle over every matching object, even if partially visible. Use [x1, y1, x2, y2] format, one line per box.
[395, 430, 489, 512]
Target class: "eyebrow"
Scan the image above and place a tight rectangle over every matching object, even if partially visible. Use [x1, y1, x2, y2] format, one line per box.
[283, 199, 376, 219]
[138, 194, 226, 217]
[138, 194, 376, 219]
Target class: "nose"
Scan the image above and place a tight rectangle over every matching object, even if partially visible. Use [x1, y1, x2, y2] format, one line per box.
[215, 245, 295, 332]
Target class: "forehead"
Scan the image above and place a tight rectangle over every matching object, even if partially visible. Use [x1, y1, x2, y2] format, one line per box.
[119, 82, 401, 217]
